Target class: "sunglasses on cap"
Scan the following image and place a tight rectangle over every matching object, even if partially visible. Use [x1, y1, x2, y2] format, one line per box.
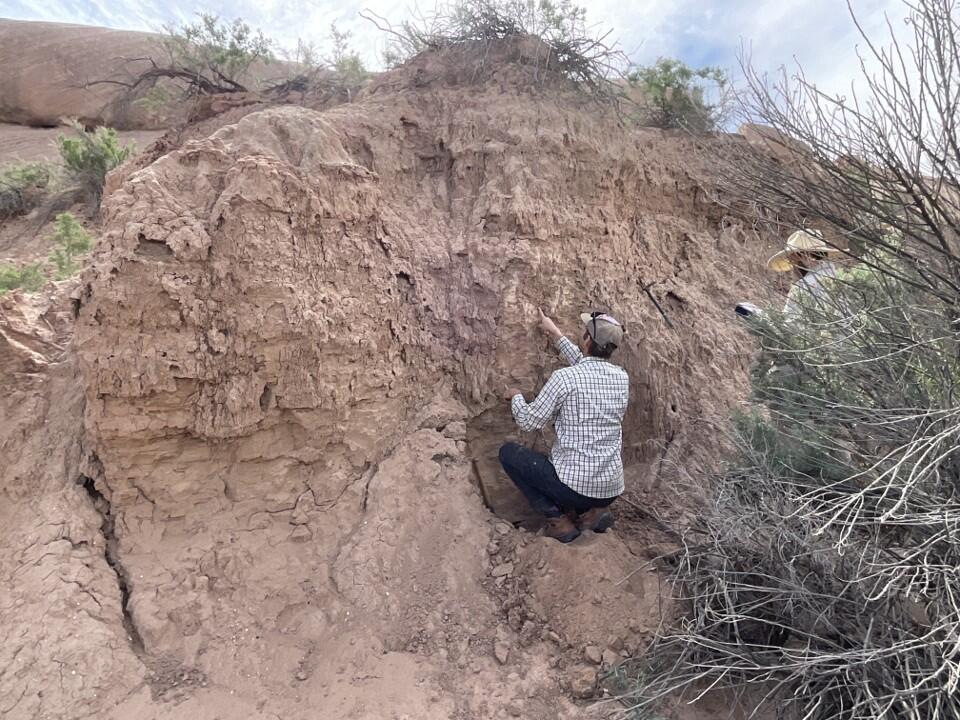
[587, 311, 622, 326]
[586, 311, 625, 339]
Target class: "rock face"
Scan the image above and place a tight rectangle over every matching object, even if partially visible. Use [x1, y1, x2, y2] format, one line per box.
[0, 19, 176, 129]
[2, 41, 779, 719]
[0, 19, 305, 131]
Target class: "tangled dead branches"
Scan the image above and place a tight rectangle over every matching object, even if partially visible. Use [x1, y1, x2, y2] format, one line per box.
[361, 0, 630, 103]
[617, 2, 960, 718]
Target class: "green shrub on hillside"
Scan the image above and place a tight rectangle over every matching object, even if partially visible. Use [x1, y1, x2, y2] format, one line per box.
[95, 14, 274, 119]
[0, 262, 45, 295]
[279, 24, 370, 103]
[56, 121, 134, 209]
[49, 212, 92, 279]
[0, 161, 53, 218]
[114, 14, 369, 115]
[627, 58, 729, 131]
[328, 24, 369, 90]
[0, 212, 92, 296]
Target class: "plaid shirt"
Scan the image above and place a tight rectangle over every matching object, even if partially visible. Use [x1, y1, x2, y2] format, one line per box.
[510, 337, 629, 498]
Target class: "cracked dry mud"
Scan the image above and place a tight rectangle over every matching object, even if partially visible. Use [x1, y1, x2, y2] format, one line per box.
[2, 37, 780, 720]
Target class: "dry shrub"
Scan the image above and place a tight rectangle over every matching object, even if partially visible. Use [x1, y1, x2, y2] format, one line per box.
[362, 0, 629, 103]
[619, 2, 960, 718]
[0, 161, 52, 219]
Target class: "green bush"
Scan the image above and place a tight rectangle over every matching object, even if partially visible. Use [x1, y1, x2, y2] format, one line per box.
[0, 161, 53, 218]
[280, 24, 370, 103]
[0, 212, 92, 296]
[328, 24, 369, 90]
[56, 121, 134, 209]
[0, 262, 45, 295]
[49, 212, 92, 279]
[161, 14, 274, 93]
[627, 58, 728, 131]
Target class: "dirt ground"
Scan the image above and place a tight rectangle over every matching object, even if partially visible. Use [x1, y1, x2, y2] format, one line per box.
[0, 30, 783, 720]
[0, 123, 162, 165]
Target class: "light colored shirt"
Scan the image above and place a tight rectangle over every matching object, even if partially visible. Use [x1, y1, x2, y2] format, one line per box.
[784, 262, 839, 316]
[510, 337, 629, 498]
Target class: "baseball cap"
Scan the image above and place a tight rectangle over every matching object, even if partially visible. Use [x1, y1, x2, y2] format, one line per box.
[579, 311, 624, 350]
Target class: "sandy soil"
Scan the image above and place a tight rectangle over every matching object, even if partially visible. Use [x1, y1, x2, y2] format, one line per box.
[0, 123, 162, 165]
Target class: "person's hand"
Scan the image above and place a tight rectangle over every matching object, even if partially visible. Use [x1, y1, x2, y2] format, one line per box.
[504, 387, 523, 401]
[538, 307, 562, 340]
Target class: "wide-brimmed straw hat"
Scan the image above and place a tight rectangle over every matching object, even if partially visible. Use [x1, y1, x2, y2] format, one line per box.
[767, 229, 844, 273]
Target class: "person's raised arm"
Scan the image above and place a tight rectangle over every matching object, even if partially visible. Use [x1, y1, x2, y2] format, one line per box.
[539, 308, 582, 366]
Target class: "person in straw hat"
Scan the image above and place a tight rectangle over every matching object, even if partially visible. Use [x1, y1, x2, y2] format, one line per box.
[767, 229, 845, 315]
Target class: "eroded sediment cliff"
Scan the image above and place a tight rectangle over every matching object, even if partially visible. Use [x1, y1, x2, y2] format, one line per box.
[2, 41, 776, 719]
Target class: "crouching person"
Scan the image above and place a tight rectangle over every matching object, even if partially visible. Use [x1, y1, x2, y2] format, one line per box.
[499, 309, 629, 543]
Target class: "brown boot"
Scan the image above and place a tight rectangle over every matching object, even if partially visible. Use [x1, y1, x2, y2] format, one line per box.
[578, 507, 615, 533]
[544, 516, 581, 543]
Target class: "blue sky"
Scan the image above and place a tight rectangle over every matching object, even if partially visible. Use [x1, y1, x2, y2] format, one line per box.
[0, 0, 908, 96]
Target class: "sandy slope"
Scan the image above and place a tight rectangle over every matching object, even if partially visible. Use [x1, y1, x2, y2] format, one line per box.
[0, 123, 162, 165]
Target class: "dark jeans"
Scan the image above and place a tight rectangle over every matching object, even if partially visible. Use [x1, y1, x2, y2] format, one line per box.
[498, 442, 616, 519]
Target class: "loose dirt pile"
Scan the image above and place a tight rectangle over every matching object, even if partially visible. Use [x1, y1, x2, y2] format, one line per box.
[1, 37, 779, 719]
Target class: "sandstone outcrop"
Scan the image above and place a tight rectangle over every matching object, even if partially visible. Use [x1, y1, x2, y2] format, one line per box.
[0, 20, 175, 129]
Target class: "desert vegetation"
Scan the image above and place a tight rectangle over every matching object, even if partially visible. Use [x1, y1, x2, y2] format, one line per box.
[626, 58, 729, 131]
[0, 260, 45, 295]
[48, 211, 92, 279]
[93, 14, 371, 117]
[363, 0, 728, 127]
[0, 211, 91, 295]
[270, 23, 370, 103]
[98, 14, 274, 101]
[366, 0, 732, 129]
[0, 123, 130, 297]
[87, 4, 727, 131]
[56, 121, 134, 209]
[160, 14, 274, 95]
[0, 161, 53, 219]
[364, 0, 626, 96]
[618, 1, 960, 718]
[0, 121, 133, 217]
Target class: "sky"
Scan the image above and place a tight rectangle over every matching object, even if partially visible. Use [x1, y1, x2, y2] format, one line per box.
[0, 0, 911, 98]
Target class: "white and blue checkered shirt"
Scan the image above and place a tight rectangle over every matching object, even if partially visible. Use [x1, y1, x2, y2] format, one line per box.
[510, 337, 629, 498]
